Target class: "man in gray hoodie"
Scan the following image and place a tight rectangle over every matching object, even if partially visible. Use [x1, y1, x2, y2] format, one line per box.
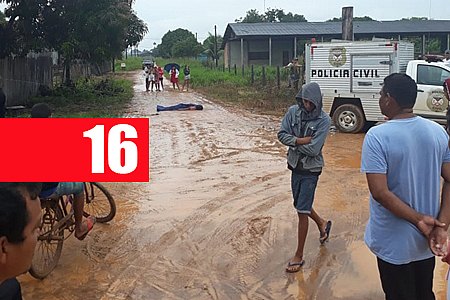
[278, 82, 332, 272]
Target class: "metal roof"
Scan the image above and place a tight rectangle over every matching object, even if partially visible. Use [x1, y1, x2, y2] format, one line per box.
[224, 20, 450, 40]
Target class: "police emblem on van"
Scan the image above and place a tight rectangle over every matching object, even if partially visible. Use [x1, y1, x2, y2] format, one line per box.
[427, 90, 448, 112]
[328, 47, 347, 67]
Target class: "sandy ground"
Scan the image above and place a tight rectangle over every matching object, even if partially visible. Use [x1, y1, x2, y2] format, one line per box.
[20, 72, 449, 299]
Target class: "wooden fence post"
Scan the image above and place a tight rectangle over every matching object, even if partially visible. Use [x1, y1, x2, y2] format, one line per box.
[251, 65, 254, 84]
[262, 66, 266, 85]
[277, 66, 280, 89]
[234, 64, 237, 75]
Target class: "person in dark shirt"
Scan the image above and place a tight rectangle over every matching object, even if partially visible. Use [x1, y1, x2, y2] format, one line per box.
[0, 278, 22, 300]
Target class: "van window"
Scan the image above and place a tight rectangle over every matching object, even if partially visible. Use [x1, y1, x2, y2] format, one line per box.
[417, 65, 450, 86]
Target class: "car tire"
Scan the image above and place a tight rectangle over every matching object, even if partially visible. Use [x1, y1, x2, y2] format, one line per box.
[332, 104, 365, 133]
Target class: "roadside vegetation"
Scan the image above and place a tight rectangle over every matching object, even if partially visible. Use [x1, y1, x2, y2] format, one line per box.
[28, 76, 133, 117]
[153, 58, 298, 116]
[114, 57, 144, 72]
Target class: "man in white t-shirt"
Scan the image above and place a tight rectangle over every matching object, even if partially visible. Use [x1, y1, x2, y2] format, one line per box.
[143, 65, 150, 91]
[361, 73, 450, 300]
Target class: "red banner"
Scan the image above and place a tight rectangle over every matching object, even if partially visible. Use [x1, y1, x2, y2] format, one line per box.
[0, 118, 149, 182]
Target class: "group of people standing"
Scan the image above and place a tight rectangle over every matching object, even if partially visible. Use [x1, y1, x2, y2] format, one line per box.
[143, 63, 164, 92]
[278, 75, 450, 299]
[144, 62, 191, 92]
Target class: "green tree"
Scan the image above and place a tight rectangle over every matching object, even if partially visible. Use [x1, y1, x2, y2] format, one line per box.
[236, 8, 307, 23]
[171, 36, 203, 57]
[0, 10, 5, 25]
[202, 33, 223, 61]
[281, 12, 307, 22]
[0, 0, 147, 82]
[126, 11, 148, 48]
[235, 9, 265, 23]
[0, 18, 15, 58]
[157, 28, 200, 58]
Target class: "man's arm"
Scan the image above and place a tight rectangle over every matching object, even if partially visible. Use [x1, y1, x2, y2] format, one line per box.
[428, 162, 450, 256]
[277, 108, 311, 146]
[296, 117, 330, 156]
[366, 173, 445, 238]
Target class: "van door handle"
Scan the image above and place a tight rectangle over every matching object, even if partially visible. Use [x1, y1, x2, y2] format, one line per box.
[417, 89, 424, 92]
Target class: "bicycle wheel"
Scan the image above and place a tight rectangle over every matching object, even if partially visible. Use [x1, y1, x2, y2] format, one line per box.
[83, 182, 116, 223]
[29, 200, 64, 279]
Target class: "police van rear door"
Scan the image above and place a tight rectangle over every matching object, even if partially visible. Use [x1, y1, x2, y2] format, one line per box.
[350, 55, 391, 93]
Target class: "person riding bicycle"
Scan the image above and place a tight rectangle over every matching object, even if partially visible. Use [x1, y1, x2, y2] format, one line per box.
[31, 103, 96, 240]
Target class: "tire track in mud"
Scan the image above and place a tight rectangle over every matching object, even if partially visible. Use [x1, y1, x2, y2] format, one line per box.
[100, 89, 292, 299]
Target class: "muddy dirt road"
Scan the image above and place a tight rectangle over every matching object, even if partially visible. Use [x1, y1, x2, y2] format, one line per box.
[20, 72, 449, 299]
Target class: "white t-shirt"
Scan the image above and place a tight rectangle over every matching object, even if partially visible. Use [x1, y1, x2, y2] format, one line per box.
[143, 67, 149, 79]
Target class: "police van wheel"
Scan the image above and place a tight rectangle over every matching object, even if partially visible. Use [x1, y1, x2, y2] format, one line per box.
[333, 104, 365, 133]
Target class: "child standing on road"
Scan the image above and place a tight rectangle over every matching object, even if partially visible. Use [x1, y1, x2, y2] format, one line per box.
[182, 65, 191, 92]
[157, 66, 164, 91]
[154, 66, 160, 92]
[149, 67, 156, 92]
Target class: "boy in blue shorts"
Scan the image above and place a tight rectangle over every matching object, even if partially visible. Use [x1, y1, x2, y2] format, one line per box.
[278, 82, 332, 273]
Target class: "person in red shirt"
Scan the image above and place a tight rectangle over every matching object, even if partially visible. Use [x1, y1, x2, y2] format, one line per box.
[169, 66, 180, 90]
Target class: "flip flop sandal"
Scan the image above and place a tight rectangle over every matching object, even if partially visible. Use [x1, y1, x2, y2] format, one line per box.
[75, 216, 96, 241]
[320, 220, 332, 244]
[285, 260, 305, 273]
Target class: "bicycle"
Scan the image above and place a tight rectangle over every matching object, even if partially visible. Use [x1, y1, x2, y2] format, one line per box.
[29, 182, 116, 279]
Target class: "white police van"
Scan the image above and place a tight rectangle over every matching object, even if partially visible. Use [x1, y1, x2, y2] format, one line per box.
[305, 40, 450, 133]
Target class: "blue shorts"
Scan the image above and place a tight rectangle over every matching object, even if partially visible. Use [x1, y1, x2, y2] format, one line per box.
[52, 182, 84, 197]
[291, 172, 319, 214]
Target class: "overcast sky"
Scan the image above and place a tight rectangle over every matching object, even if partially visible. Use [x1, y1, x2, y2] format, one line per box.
[2, 0, 450, 50]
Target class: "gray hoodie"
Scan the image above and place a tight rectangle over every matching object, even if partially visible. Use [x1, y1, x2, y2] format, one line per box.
[277, 82, 331, 172]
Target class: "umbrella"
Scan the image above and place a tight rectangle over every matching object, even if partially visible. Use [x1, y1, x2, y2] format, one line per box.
[164, 63, 180, 72]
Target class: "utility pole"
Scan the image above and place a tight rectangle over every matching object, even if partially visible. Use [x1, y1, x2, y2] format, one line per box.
[214, 25, 218, 67]
[342, 6, 354, 41]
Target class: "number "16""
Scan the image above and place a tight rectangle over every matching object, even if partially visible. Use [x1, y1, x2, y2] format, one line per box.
[83, 124, 138, 174]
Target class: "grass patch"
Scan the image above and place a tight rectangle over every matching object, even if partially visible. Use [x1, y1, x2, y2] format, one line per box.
[114, 57, 144, 72]
[28, 75, 133, 117]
